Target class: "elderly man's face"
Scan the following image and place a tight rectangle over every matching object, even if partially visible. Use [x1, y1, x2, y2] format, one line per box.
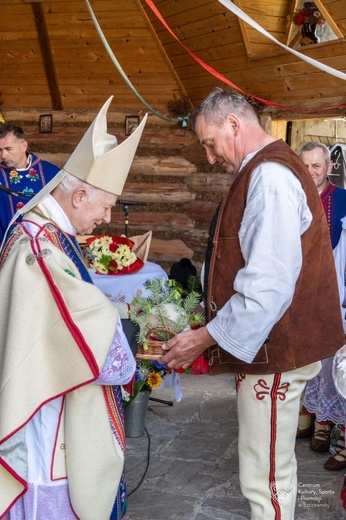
[0, 133, 28, 169]
[300, 147, 332, 192]
[195, 114, 243, 175]
[74, 190, 117, 235]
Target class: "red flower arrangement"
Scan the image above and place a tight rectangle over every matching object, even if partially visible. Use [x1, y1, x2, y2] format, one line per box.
[85, 235, 144, 275]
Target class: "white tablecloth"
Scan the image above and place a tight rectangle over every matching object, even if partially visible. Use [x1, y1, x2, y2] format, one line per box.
[89, 261, 168, 304]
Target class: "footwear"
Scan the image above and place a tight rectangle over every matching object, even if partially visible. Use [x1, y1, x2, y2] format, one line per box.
[296, 423, 314, 439]
[324, 450, 346, 471]
[296, 413, 314, 439]
[310, 428, 331, 452]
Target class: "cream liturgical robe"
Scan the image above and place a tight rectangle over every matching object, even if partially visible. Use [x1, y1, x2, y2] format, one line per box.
[0, 209, 135, 520]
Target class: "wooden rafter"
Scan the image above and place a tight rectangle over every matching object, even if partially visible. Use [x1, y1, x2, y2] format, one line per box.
[31, 1, 62, 110]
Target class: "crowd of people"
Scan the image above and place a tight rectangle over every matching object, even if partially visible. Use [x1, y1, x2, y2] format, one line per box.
[0, 89, 346, 519]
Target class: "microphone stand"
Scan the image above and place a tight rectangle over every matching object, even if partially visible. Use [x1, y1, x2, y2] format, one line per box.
[0, 184, 36, 198]
[117, 199, 147, 237]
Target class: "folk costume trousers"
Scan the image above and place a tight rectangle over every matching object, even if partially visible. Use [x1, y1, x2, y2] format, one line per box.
[237, 361, 321, 520]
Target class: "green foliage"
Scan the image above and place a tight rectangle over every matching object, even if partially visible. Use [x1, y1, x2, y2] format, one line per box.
[129, 277, 205, 349]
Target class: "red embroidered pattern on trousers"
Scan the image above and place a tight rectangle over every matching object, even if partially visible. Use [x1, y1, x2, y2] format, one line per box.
[254, 379, 290, 400]
[235, 374, 246, 391]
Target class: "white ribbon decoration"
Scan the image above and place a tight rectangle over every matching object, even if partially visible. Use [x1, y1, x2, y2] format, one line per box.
[219, 0, 346, 82]
[84, 0, 179, 123]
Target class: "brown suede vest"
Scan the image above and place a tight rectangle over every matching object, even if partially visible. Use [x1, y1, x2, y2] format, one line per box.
[206, 140, 345, 375]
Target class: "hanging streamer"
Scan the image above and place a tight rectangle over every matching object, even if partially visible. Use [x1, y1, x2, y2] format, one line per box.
[219, 0, 346, 81]
[145, 0, 346, 111]
[84, 0, 182, 124]
[145, 0, 282, 107]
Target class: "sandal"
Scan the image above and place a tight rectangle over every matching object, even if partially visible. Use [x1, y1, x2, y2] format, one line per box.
[324, 449, 346, 471]
[310, 428, 331, 452]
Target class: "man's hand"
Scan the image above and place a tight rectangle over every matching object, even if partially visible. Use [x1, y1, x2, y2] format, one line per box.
[159, 325, 216, 370]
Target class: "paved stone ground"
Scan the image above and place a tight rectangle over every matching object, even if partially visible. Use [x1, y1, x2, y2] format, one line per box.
[124, 373, 345, 520]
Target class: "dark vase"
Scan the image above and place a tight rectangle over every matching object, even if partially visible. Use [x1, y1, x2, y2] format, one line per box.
[301, 22, 318, 43]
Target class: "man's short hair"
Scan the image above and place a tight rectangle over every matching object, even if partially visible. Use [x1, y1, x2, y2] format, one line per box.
[190, 87, 258, 130]
[0, 123, 26, 141]
[298, 142, 331, 166]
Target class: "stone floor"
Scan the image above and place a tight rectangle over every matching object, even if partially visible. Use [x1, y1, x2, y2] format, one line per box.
[124, 373, 346, 520]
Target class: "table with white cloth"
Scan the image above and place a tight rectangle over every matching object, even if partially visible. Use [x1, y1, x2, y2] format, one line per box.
[89, 260, 168, 303]
[90, 261, 182, 401]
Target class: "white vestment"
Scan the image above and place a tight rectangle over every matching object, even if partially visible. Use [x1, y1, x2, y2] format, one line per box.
[0, 197, 135, 520]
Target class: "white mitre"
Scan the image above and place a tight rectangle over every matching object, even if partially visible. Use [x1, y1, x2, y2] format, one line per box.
[11, 96, 147, 221]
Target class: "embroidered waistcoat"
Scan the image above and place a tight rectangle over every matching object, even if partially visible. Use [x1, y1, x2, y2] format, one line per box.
[206, 140, 345, 375]
[320, 181, 346, 249]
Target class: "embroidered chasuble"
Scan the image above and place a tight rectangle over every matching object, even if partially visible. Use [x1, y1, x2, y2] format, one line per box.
[0, 207, 133, 520]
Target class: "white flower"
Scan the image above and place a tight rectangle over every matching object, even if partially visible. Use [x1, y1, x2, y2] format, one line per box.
[137, 364, 151, 381]
[86, 236, 137, 274]
[121, 387, 131, 401]
[114, 244, 137, 270]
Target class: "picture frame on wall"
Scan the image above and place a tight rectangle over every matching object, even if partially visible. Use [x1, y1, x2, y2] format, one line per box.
[39, 114, 53, 134]
[125, 115, 139, 136]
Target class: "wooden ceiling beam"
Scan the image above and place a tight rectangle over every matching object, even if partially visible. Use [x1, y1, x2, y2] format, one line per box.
[31, 1, 63, 110]
[136, 0, 189, 101]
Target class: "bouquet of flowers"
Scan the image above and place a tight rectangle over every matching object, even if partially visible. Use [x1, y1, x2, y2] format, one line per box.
[85, 235, 144, 275]
[122, 359, 171, 407]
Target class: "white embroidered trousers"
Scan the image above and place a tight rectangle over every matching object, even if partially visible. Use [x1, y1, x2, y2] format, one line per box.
[237, 361, 321, 520]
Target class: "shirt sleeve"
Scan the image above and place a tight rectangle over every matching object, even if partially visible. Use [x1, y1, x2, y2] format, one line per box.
[207, 161, 312, 363]
[332, 215, 346, 333]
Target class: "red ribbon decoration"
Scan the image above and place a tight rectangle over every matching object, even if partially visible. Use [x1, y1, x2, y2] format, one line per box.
[145, 0, 346, 112]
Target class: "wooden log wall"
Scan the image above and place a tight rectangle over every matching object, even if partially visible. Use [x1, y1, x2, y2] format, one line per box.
[4, 108, 229, 274]
[90, 129, 228, 274]
[5, 107, 344, 274]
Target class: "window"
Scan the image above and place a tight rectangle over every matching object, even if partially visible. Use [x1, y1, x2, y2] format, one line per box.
[287, 0, 343, 48]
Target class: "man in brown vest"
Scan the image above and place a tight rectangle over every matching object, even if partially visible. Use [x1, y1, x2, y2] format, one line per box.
[159, 88, 345, 519]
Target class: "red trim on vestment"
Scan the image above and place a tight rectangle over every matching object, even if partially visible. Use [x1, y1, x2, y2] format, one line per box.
[32, 236, 100, 377]
[0, 224, 105, 515]
[0, 381, 96, 446]
[0, 233, 99, 446]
